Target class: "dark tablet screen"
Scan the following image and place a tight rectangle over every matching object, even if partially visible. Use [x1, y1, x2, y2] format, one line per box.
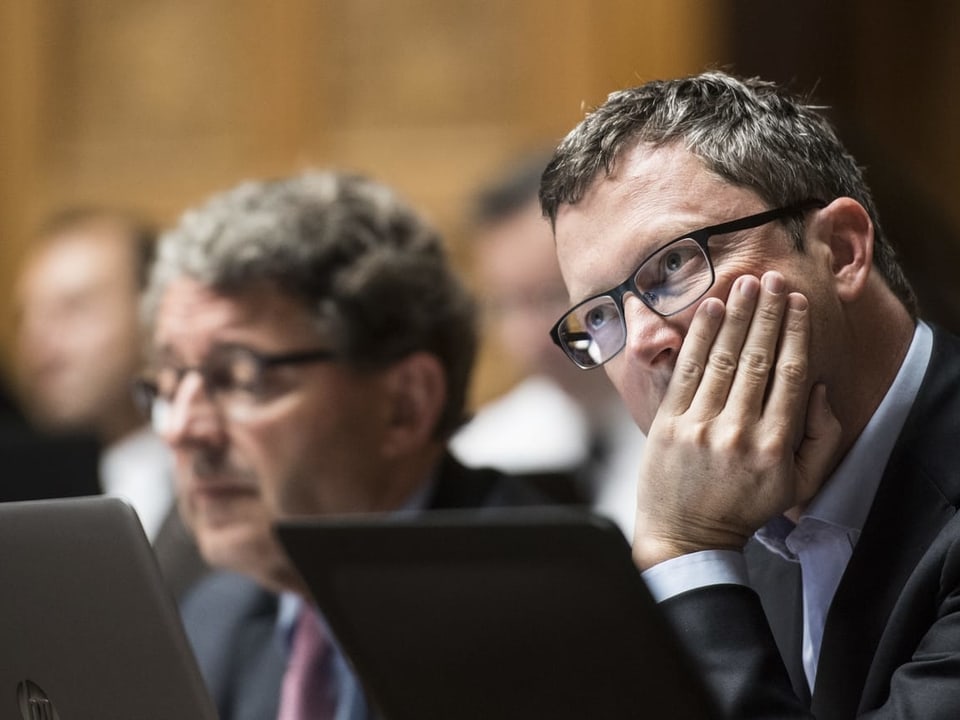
[276, 508, 718, 720]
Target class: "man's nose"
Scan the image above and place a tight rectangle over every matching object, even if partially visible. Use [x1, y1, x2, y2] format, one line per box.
[621, 294, 682, 367]
[159, 372, 225, 448]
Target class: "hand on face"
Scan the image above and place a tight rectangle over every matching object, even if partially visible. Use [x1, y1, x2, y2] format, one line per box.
[632, 271, 842, 569]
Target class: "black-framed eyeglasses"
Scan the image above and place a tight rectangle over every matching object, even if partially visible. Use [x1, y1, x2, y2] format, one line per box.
[134, 344, 338, 431]
[549, 199, 826, 369]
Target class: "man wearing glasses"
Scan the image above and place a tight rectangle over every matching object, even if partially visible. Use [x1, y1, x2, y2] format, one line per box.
[541, 71, 960, 717]
[139, 171, 542, 720]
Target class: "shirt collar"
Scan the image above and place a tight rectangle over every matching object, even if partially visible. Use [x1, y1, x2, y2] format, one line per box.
[803, 321, 932, 532]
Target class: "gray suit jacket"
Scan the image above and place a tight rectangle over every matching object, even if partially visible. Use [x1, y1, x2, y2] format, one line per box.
[663, 325, 960, 718]
[180, 454, 548, 720]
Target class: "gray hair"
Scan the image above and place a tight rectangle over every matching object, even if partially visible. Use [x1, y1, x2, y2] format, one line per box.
[144, 170, 477, 438]
[539, 71, 917, 318]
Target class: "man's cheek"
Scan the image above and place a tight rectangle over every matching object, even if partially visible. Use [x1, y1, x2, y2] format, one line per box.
[607, 370, 659, 433]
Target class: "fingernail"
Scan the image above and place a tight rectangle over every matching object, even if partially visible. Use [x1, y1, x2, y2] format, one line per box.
[738, 276, 759, 298]
[763, 273, 785, 294]
[787, 292, 808, 311]
[703, 298, 723, 318]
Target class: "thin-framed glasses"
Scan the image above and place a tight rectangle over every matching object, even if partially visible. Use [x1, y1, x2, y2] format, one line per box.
[550, 199, 826, 369]
[134, 344, 337, 432]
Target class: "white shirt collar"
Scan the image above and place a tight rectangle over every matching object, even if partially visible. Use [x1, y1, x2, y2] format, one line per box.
[99, 425, 175, 540]
[802, 321, 933, 533]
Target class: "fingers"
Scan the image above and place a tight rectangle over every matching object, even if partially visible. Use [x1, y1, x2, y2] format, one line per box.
[761, 291, 811, 435]
[723, 274, 791, 419]
[681, 272, 791, 421]
[657, 295, 725, 417]
[685, 274, 761, 418]
[661, 270, 805, 426]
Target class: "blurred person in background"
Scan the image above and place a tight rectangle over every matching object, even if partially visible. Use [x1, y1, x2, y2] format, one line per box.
[451, 154, 645, 536]
[140, 170, 547, 720]
[14, 207, 206, 600]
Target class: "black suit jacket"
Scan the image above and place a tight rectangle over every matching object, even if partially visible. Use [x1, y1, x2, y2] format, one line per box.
[663, 325, 960, 719]
[180, 454, 547, 720]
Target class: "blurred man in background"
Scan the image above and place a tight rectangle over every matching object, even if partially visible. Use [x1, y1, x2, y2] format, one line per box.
[451, 154, 644, 535]
[14, 207, 206, 599]
[140, 171, 546, 720]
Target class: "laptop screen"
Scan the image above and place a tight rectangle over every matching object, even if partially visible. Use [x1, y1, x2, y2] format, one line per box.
[0, 496, 217, 720]
[276, 508, 719, 720]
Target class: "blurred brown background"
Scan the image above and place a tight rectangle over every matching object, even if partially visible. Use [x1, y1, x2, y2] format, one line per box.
[2, 0, 958, 406]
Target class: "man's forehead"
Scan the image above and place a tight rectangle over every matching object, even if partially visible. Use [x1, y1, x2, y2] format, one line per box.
[554, 146, 695, 246]
[553, 143, 757, 300]
[558, 143, 706, 222]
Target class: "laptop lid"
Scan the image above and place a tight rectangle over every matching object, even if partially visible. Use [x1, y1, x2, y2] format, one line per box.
[0, 496, 217, 720]
[275, 508, 719, 720]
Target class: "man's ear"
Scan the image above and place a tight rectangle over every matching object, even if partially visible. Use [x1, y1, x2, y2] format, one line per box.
[816, 197, 874, 303]
[379, 352, 447, 458]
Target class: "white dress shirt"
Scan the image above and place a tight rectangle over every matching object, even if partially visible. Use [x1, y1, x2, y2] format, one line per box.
[451, 374, 645, 537]
[99, 425, 175, 541]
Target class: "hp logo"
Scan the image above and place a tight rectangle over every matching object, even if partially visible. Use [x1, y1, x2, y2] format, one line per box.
[16, 680, 61, 720]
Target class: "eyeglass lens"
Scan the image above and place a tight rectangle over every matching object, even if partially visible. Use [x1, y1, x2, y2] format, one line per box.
[146, 348, 269, 432]
[556, 237, 712, 368]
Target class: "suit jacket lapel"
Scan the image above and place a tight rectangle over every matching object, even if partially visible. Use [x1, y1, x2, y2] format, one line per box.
[426, 453, 544, 510]
[744, 539, 810, 705]
[814, 326, 960, 718]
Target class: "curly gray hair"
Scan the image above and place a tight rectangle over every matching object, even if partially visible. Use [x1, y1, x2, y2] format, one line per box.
[539, 71, 917, 318]
[144, 170, 476, 437]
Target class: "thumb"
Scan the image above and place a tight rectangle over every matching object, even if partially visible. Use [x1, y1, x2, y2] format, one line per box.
[794, 383, 842, 506]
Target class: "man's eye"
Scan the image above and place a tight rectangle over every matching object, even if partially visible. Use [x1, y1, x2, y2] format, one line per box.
[663, 250, 686, 273]
[584, 304, 615, 331]
[217, 352, 266, 396]
[662, 246, 703, 276]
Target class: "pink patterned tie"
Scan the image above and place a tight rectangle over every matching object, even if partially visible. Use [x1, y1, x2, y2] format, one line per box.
[277, 607, 337, 720]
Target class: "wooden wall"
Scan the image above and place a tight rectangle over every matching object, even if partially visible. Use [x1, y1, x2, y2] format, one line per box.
[4, 2, 958, 408]
[729, 1, 960, 333]
[0, 0, 722, 404]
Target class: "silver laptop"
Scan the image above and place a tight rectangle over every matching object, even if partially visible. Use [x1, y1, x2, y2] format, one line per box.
[0, 496, 217, 720]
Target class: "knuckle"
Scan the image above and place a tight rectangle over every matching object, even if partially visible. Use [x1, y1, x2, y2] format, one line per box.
[714, 423, 749, 453]
[725, 304, 752, 325]
[756, 433, 789, 460]
[777, 358, 808, 385]
[756, 303, 783, 324]
[785, 309, 808, 334]
[687, 420, 712, 447]
[674, 356, 706, 383]
[707, 350, 738, 376]
[739, 348, 773, 379]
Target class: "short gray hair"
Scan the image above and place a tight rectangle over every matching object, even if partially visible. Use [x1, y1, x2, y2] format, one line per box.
[539, 71, 917, 317]
[144, 170, 477, 437]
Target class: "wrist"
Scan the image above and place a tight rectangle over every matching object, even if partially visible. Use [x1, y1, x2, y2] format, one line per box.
[632, 522, 749, 570]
